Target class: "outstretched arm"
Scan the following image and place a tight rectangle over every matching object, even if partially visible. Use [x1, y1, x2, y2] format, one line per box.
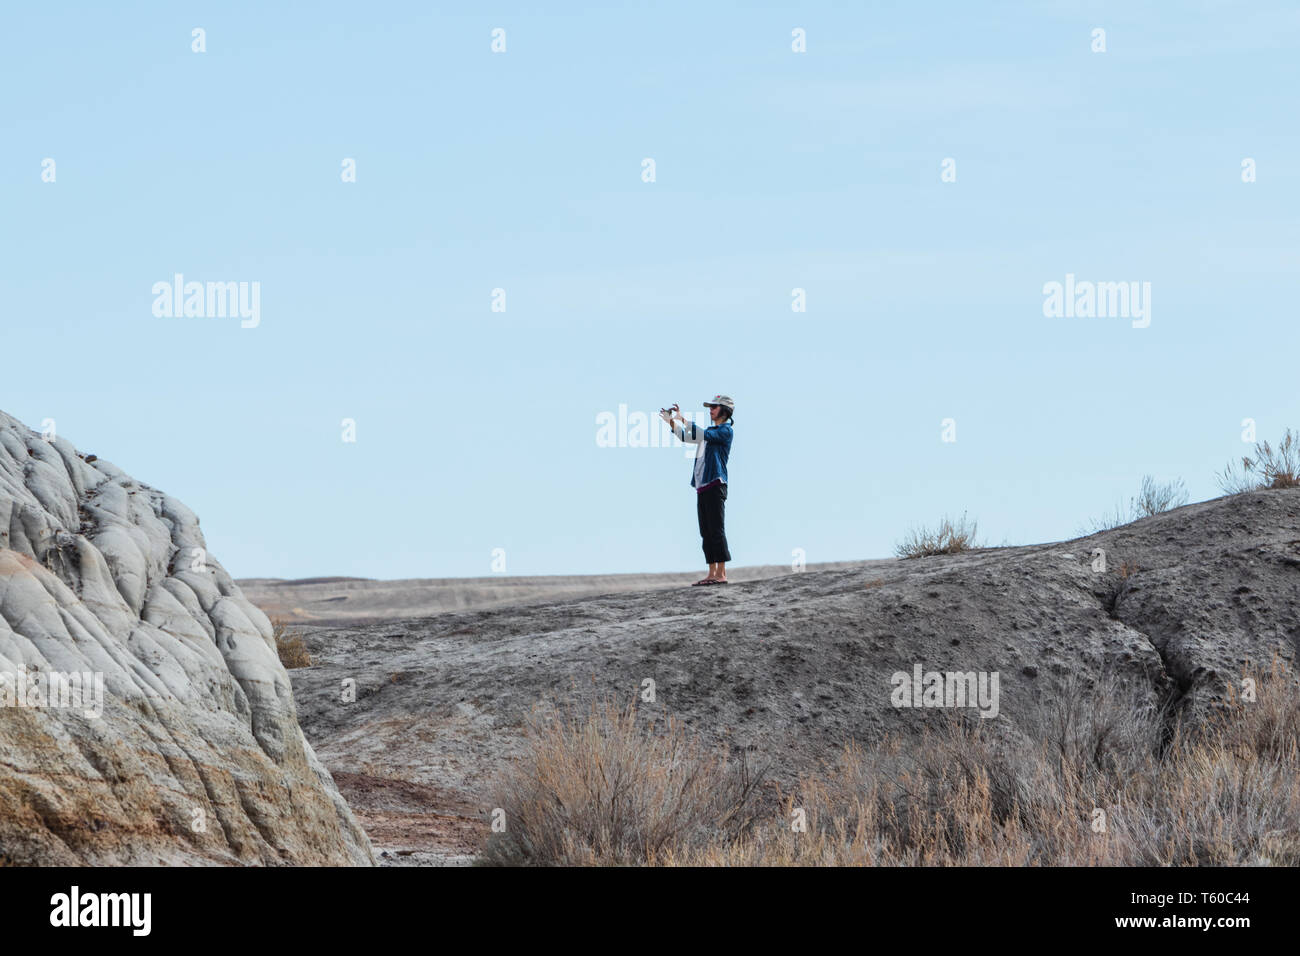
[670, 416, 707, 444]
[678, 422, 705, 443]
[662, 404, 702, 443]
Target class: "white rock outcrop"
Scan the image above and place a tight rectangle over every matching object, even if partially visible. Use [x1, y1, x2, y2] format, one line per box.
[0, 410, 373, 864]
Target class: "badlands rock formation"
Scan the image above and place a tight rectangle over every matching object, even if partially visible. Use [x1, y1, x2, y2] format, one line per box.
[285, 489, 1300, 862]
[0, 410, 372, 865]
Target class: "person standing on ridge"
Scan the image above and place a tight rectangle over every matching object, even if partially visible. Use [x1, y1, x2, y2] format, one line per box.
[661, 395, 734, 586]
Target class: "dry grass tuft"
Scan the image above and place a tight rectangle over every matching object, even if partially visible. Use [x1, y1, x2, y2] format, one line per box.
[271, 617, 312, 669]
[895, 513, 980, 558]
[1219, 428, 1300, 493]
[1081, 475, 1188, 533]
[1132, 475, 1189, 517]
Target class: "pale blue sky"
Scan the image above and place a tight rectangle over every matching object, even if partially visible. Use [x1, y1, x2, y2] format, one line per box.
[3, 1, 1297, 579]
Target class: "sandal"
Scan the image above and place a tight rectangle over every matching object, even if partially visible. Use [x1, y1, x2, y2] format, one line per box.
[692, 578, 713, 586]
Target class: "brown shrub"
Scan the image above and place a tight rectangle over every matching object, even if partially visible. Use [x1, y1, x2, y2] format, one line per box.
[483, 669, 1300, 866]
[480, 699, 766, 866]
[271, 617, 312, 669]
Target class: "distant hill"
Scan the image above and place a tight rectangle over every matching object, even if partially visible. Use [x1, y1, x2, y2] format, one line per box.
[238, 562, 866, 624]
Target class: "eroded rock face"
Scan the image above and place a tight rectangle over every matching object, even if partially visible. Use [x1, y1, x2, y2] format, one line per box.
[0, 410, 373, 865]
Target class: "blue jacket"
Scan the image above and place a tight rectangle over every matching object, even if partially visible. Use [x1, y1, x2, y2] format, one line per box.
[674, 420, 732, 489]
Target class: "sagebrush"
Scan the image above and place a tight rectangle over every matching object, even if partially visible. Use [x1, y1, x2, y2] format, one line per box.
[484, 667, 1300, 866]
[480, 700, 766, 865]
[895, 512, 980, 558]
[1219, 428, 1300, 493]
[271, 617, 312, 669]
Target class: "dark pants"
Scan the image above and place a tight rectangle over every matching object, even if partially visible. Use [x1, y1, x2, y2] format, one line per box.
[696, 483, 731, 564]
